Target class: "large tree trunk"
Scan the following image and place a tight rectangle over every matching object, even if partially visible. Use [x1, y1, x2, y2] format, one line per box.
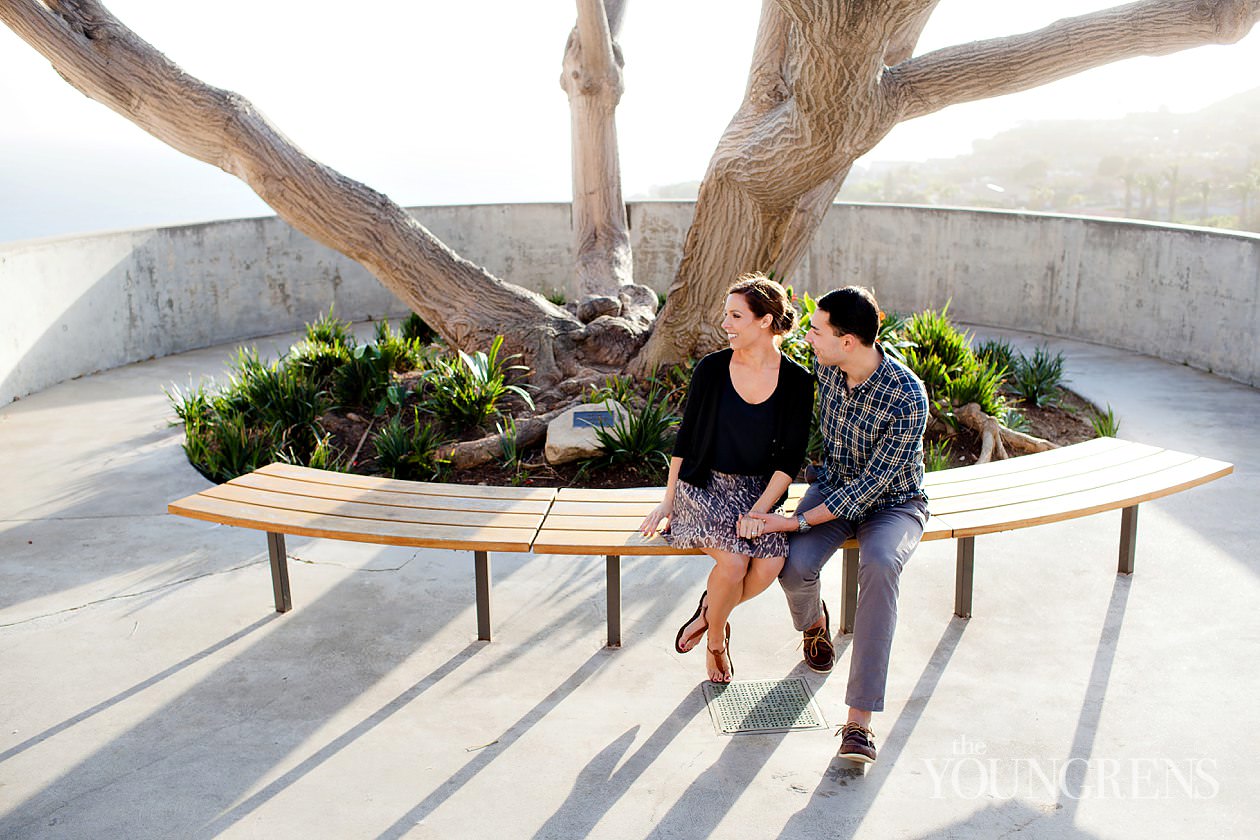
[561, 0, 632, 300]
[558, 0, 658, 367]
[632, 0, 1260, 372]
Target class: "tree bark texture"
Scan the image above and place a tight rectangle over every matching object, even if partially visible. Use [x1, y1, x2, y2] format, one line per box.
[633, 0, 1260, 372]
[557, 0, 658, 366]
[561, 0, 633, 299]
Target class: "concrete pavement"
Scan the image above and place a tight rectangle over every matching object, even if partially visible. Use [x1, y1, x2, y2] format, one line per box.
[1, 327, 1256, 839]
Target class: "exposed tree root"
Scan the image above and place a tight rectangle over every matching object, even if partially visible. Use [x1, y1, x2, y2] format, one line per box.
[953, 402, 1057, 464]
[438, 401, 581, 471]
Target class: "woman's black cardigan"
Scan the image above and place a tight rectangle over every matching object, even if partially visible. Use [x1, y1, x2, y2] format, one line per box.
[672, 348, 815, 501]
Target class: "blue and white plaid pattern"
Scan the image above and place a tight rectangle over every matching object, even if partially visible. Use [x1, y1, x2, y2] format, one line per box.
[814, 349, 928, 521]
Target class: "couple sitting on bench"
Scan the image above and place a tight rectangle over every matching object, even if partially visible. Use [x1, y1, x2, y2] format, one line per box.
[638, 275, 929, 766]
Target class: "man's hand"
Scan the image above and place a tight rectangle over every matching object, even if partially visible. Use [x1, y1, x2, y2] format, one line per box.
[747, 511, 796, 533]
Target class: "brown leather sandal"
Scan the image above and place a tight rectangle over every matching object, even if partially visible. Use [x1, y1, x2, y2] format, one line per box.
[674, 590, 708, 654]
[707, 624, 734, 683]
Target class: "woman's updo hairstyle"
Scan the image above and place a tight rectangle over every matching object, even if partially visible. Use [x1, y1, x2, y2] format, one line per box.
[727, 273, 798, 336]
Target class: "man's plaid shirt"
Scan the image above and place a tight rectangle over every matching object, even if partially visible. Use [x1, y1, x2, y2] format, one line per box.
[814, 347, 929, 521]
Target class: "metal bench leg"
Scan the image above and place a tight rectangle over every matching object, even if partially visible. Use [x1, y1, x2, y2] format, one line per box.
[475, 550, 492, 641]
[955, 537, 974, 619]
[1118, 505, 1139, 575]
[267, 532, 292, 613]
[841, 546, 859, 635]
[606, 555, 622, 648]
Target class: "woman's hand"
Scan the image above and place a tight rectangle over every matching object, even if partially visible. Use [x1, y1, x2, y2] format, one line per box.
[737, 513, 765, 540]
[640, 502, 673, 537]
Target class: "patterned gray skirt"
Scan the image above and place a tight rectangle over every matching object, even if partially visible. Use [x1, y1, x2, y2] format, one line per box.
[665, 470, 789, 559]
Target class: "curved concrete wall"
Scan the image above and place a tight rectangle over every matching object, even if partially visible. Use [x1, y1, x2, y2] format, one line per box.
[2, 202, 1257, 405]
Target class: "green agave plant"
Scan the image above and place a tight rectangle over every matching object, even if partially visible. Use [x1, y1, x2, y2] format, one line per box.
[423, 335, 535, 432]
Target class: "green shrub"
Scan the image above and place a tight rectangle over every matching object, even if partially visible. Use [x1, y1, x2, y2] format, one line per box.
[223, 348, 327, 433]
[332, 344, 394, 408]
[974, 338, 1016, 377]
[288, 339, 349, 390]
[589, 388, 680, 477]
[1091, 404, 1121, 437]
[373, 320, 424, 373]
[1012, 346, 1067, 407]
[168, 348, 327, 481]
[779, 290, 816, 370]
[423, 335, 534, 432]
[373, 408, 450, 480]
[903, 305, 973, 383]
[587, 374, 639, 408]
[168, 383, 285, 482]
[646, 358, 697, 414]
[945, 359, 1008, 418]
[373, 382, 412, 418]
[305, 308, 355, 349]
[1001, 407, 1030, 433]
[877, 311, 912, 363]
[306, 433, 348, 471]
[901, 346, 951, 399]
[924, 438, 953, 472]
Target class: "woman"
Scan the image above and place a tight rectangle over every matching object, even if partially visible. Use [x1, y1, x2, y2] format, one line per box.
[639, 274, 814, 683]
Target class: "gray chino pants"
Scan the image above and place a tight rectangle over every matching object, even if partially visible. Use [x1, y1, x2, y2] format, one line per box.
[779, 485, 929, 712]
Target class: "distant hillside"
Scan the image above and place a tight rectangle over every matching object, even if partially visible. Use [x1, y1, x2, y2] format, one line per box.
[838, 87, 1260, 231]
[636, 90, 1260, 231]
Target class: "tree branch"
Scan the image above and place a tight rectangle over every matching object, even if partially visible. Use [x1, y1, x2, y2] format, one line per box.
[575, 0, 620, 78]
[883, 0, 943, 65]
[887, 0, 1260, 122]
[1, 0, 584, 382]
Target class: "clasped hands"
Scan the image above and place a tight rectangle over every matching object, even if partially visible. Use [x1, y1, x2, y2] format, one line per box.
[638, 504, 796, 538]
[739, 510, 795, 538]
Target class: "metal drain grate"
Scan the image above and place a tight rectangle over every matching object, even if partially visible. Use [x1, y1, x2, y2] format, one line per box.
[702, 678, 828, 735]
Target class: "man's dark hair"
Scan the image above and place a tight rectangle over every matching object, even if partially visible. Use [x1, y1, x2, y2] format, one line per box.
[815, 286, 883, 346]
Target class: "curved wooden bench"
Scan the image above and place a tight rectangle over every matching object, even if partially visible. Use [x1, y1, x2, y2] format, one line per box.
[532, 437, 1232, 645]
[169, 438, 1231, 648]
[168, 462, 556, 640]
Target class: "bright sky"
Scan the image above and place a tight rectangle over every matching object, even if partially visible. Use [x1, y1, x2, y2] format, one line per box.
[1, 0, 1257, 243]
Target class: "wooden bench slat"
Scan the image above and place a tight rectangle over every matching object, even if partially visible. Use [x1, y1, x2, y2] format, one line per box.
[204, 484, 545, 529]
[229, 472, 554, 515]
[923, 436, 1136, 486]
[945, 456, 1233, 536]
[257, 462, 556, 501]
[541, 514, 664, 531]
[928, 450, 1198, 516]
[548, 500, 666, 517]
[554, 486, 669, 502]
[168, 493, 539, 551]
[924, 441, 1164, 499]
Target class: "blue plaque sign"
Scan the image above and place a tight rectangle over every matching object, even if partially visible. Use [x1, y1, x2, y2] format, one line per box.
[573, 409, 615, 429]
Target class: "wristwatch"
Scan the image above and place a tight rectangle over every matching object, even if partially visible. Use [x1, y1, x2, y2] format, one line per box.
[796, 513, 812, 533]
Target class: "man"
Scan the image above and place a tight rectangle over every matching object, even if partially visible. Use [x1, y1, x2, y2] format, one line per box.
[750, 286, 928, 765]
